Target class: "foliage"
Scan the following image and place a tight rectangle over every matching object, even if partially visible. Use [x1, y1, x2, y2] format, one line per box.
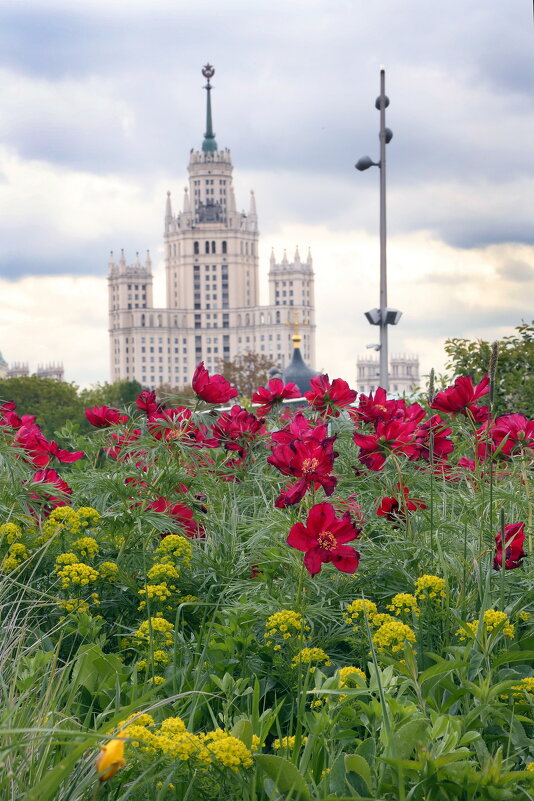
[445, 321, 534, 417]
[0, 377, 83, 438]
[218, 351, 276, 397]
[0, 369, 533, 801]
[78, 379, 143, 409]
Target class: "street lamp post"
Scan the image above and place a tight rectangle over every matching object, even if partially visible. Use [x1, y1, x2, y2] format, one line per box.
[356, 67, 401, 392]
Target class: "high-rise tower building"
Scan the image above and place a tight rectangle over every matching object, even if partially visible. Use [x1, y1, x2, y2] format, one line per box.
[108, 65, 316, 390]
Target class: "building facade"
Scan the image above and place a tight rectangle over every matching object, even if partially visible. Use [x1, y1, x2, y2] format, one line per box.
[109, 65, 316, 390]
[356, 354, 420, 396]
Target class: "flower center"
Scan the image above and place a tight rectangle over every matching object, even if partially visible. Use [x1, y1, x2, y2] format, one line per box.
[375, 404, 388, 413]
[318, 531, 337, 550]
[301, 457, 319, 473]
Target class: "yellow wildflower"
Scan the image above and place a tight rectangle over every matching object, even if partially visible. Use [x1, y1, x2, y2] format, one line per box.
[99, 561, 119, 580]
[72, 536, 99, 559]
[56, 562, 99, 589]
[344, 598, 378, 630]
[0, 522, 22, 543]
[273, 735, 308, 751]
[291, 647, 332, 669]
[387, 593, 419, 616]
[155, 535, 192, 565]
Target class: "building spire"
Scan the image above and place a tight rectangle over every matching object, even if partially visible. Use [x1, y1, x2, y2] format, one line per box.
[201, 64, 218, 154]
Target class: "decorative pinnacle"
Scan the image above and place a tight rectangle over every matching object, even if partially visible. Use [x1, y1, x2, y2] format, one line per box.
[202, 63, 215, 83]
[201, 64, 217, 154]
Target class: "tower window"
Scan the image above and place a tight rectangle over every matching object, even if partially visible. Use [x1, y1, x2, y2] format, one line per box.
[222, 241, 227, 254]
[205, 241, 210, 254]
[211, 241, 216, 254]
[194, 241, 199, 255]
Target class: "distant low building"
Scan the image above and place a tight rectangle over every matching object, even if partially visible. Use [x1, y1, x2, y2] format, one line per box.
[36, 363, 64, 381]
[356, 354, 420, 396]
[0, 358, 64, 381]
[6, 362, 30, 379]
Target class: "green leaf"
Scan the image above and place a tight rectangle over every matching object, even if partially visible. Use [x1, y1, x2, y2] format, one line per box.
[392, 719, 428, 760]
[255, 754, 311, 801]
[231, 718, 253, 749]
[355, 737, 376, 766]
[493, 650, 534, 667]
[345, 753, 372, 794]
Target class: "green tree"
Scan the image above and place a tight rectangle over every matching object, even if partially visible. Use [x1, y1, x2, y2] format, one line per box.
[0, 377, 84, 438]
[78, 379, 143, 409]
[217, 352, 276, 398]
[444, 321, 534, 417]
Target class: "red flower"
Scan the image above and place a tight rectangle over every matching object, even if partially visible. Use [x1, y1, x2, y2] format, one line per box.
[411, 415, 454, 462]
[211, 405, 266, 458]
[136, 389, 164, 416]
[430, 374, 490, 416]
[14, 423, 84, 467]
[333, 494, 366, 527]
[192, 362, 238, 404]
[271, 413, 329, 446]
[304, 374, 357, 417]
[487, 414, 534, 458]
[349, 387, 405, 426]
[252, 378, 301, 416]
[377, 484, 426, 524]
[85, 406, 129, 428]
[268, 435, 338, 507]
[353, 419, 418, 471]
[28, 468, 73, 513]
[148, 496, 204, 539]
[287, 502, 360, 576]
[493, 523, 526, 570]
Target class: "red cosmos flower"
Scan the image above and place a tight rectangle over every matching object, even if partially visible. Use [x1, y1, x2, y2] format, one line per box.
[85, 406, 129, 428]
[136, 389, 164, 417]
[148, 496, 204, 539]
[211, 405, 266, 458]
[268, 436, 338, 508]
[192, 362, 238, 404]
[377, 484, 426, 524]
[493, 522, 526, 570]
[430, 374, 490, 416]
[304, 374, 357, 417]
[287, 502, 360, 576]
[353, 419, 418, 471]
[14, 424, 84, 467]
[486, 414, 534, 458]
[349, 387, 405, 426]
[411, 415, 454, 462]
[252, 378, 301, 416]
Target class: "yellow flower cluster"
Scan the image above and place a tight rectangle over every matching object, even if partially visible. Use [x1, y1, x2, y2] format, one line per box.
[148, 562, 180, 582]
[1, 542, 29, 573]
[42, 506, 82, 537]
[138, 583, 172, 610]
[77, 507, 101, 527]
[57, 598, 91, 614]
[55, 552, 78, 568]
[72, 536, 99, 559]
[137, 650, 170, 671]
[134, 616, 174, 646]
[415, 575, 446, 601]
[387, 593, 419, 617]
[344, 598, 378, 631]
[155, 535, 192, 566]
[527, 762, 534, 772]
[99, 561, 119, 580]
[273, 736, 308, 751]
[338, 666, 366, 686]
[202, 729, 253, 771]
[509, 677, 534, 699]
[291, 647, 332, 669]
[372, 613, 396, 627]
[117, 715, 253, 771]
[457, 610, 515, 641]
[373, 619, 416, 654]
[264, 610, 310, 649]
[56, 562, 99, 589]
[0, 522, 22, 544]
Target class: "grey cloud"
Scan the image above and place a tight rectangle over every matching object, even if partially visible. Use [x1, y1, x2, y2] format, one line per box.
[496, 260, 534, 282]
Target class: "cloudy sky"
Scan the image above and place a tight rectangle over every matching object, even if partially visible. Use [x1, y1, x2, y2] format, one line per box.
[0, 0, 532, 388]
